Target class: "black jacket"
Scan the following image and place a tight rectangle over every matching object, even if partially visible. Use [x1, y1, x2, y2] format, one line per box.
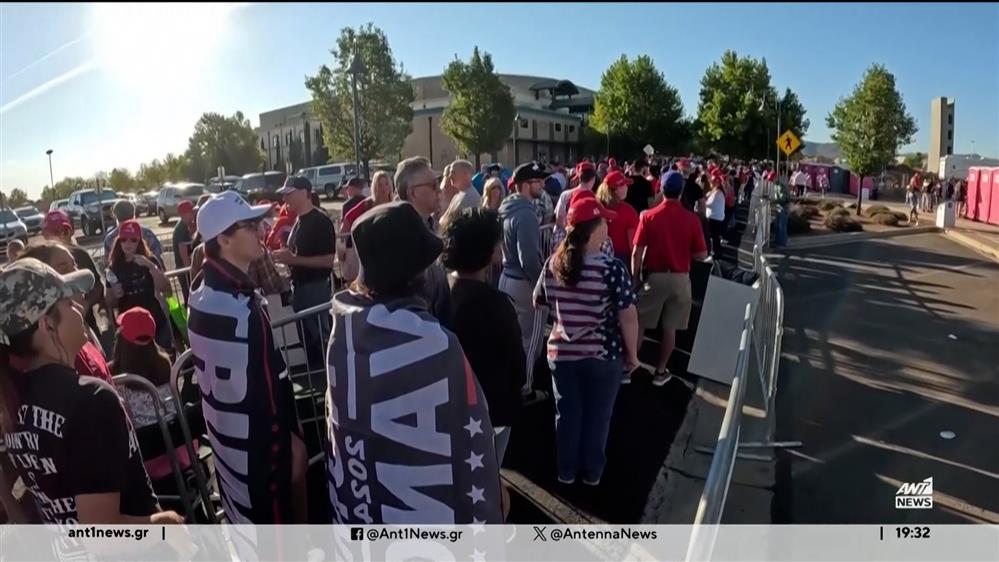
[449, 278, 525, 427]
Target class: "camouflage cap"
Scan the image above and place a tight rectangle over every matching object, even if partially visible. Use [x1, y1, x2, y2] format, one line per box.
[0, 257, 94, 342]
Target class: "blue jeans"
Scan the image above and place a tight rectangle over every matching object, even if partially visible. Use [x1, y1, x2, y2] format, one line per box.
[551, 357, 623, 483]
[774, 206, 789, 248]
[292, 278, 333, 384]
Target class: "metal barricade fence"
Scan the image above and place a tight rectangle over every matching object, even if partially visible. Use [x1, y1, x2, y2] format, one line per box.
[166, 266, 192, 306]
[753, 255, 784, 421]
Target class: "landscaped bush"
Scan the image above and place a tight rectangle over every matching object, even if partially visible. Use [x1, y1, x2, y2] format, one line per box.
[873, 213, 900, 226]
[892, 211, 908, 221]
[827, 207, 851, 217]
[797, 198, 821, 207]
[824, 213, 864, 232]
[788, 212, 812, 235]
[819, 200, 842, 212]
[864, 204, 891, 217]
[790, 205, 820, 219]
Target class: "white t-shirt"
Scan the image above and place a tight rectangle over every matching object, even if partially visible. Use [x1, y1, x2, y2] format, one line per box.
[551, 171, 567, 190]
[706, 190, 726, 221]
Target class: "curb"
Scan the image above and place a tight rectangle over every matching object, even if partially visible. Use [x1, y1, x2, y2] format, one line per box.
[943, 230, 999, 262]
[783, 225, 940, 250]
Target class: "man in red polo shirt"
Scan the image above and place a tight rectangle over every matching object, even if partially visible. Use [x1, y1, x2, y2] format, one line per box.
[631, 171, 708, 386]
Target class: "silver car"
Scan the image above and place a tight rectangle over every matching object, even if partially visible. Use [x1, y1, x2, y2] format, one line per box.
[14, 206, 44, 236]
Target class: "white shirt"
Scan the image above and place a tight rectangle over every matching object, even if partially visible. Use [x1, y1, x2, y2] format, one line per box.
[551, 171, 567, 190]
[706, 190, 726, 221]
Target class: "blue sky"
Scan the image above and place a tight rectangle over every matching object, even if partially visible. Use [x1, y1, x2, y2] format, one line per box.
[2, 2, 997, 198]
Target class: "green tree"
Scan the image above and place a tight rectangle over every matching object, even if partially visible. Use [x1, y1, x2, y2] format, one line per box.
[108, 167, 136, 192]
[185, 111, 263, 181]
[39, 177, 89, 209]
[135, 153, 190, 189]
[440, 47, 515, 168]
[591, 55, 687, 158]
[827, 63, 917, 214]
[901, 152, 925, 170]
[306, 24, 414, 178]
[696, 51, 809, 159]
[5, 188, 30, 207]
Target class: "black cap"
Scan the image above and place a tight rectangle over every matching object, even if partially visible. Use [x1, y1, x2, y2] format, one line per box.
[278, 175, 312, 195]
[512, 161, 549, 185]
[352, 201, 443, 292]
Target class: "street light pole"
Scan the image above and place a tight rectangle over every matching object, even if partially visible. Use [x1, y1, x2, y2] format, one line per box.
[513, 114, 520, 165]
[349, 45, 365, 180]
[46, 149, 54, 188]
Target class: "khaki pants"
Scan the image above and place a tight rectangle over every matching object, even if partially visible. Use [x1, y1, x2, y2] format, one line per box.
[637, 272, 692, 331]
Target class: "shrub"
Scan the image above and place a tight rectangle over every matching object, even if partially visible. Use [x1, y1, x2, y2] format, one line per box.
[791, 205, 819, 219]
[864, 204, 891, 217]
[797, 198, 821, 207]
[893, 211, 908, 221]
[824, 214, 864, 232]
[827, 207, 850, 217]
[846, 202, 858, 210]
[818, 200, 842, 212]
[788, 213, 812, 235]
[873, 213, 900, 226]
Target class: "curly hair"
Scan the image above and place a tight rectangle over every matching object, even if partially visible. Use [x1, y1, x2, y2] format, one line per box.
[442, 207, 502, 273]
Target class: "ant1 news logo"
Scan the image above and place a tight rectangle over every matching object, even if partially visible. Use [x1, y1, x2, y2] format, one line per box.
[895, 477, 933, 509]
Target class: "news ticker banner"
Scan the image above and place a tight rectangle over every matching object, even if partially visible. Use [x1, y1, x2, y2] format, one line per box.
[0, 524, 997, 562]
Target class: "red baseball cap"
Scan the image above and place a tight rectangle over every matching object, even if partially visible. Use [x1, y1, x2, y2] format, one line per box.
[117, 307, 156, 345]
[118, 219, 142, 239]
[569, 187, 597, 206]
[567, 196, 616, 227]
[603, 170, 633, 189]
[43, 210, 72, 233]
[177, 200, 195, 215]
[576, 161, 595, 174]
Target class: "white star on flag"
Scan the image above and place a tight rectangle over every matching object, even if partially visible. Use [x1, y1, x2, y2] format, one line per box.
[464, 417, 483, 437]
[467, 485, 485, 504]
[469, 518, 485, 535]
[470, 548, 486, 562]
[465, 451, 484, 472]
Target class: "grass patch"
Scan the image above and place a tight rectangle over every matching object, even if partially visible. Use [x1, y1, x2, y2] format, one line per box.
[872, 213, 901, 226]
[864, 204, 891, 218]
[827, 207, 851, 218]
[818, 200, 842, 212]
[790, 205, 820, 219]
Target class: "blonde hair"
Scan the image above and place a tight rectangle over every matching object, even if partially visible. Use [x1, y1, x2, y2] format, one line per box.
[482, 177, 505, 208]
[595, 181, 617, 207]
[371, 170, 392, 191]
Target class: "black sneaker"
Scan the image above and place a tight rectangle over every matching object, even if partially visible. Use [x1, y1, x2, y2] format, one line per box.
[521, 389, 550, 406]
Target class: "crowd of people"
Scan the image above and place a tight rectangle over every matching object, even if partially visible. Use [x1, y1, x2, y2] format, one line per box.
[1, 150, 777, 527]
[906, 172, 967, 222]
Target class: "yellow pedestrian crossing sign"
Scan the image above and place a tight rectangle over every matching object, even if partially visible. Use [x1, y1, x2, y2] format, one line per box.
[777, 130, 801, 156]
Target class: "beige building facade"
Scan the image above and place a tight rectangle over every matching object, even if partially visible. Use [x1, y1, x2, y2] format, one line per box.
[257, 74, 594, 173]
[927, 96, 955, 173]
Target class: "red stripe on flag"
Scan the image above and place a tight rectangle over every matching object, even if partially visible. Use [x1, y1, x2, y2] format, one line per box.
[463, 354, 477, 406]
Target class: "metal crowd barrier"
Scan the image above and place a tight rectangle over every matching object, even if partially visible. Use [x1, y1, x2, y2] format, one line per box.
[686, 177, 795, 558]
[168, 350, 221, 523]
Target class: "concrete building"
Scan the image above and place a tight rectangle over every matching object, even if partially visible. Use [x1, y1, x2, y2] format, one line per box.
[256, 74, 594, 173]
[927, 96, 955, 173]
[939, 154, 999, 179]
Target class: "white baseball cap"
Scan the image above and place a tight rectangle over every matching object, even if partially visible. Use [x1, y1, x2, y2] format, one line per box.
[196, 191, 271, 241]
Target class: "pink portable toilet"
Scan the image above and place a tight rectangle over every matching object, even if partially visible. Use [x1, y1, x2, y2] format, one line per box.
[965, 168, 980, 220]
[988, 168, 999, 225]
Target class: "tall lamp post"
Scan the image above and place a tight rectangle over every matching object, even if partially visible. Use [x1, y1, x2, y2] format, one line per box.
[759, 93, 782, 180]
[349, 45, 365, 180]
[46, 149, 55, 188]
[513, 114, 520, 165]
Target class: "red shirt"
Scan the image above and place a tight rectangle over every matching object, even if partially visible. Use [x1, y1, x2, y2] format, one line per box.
[75, 341, 114, 384]
[340, 197, 375, 234]
[607, 202, 639, 257]
[633, 199, 707, 273]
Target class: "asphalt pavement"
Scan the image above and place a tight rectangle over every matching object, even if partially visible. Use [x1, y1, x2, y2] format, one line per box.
[772, 233, 999, 523]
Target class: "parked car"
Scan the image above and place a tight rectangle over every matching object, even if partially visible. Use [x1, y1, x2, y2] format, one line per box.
[138, 190, 158, 217]
[232, 171, 286, 202]
[14, 206, 44, 236]
[156, 182, 205, 223]
[0, 209, 29, 256]
[207, 175, 242, 193]
[48, 199, 70, 213]
[296, 163, 357, 200]
[65, 189, 122, 236]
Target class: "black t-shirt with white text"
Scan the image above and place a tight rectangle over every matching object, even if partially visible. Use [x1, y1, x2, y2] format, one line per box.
[625, 175, 654, 214]
[287, 208, 336, 285]
[5, 364, 157, 524]
[109, 258, 168, 333]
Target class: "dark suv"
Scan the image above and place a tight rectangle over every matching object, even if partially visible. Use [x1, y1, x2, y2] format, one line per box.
[65, 189, 122, 236]
[233, 171, 287, 203]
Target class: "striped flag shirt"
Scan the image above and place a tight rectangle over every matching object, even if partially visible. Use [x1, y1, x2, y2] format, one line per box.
[533, 252, 637, 362]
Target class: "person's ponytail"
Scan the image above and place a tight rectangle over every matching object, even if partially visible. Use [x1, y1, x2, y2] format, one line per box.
[552, 219, 601, 287]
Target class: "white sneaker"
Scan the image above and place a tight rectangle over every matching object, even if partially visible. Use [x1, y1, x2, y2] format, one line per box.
[621, 372, 632, 384]
[652, 371, 672, 387]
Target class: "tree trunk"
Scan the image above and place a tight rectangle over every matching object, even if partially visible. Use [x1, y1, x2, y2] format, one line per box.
[856, 174, 864, 216]
[474, 153, 481, 169]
